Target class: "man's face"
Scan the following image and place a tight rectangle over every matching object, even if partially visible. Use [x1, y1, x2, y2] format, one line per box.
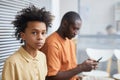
[65, 20, 82, 39]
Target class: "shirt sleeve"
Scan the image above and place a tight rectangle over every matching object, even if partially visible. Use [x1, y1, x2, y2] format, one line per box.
[42, 44, 61, 76]
[43, 54, 48, 77]
[2, 61, 16, 80]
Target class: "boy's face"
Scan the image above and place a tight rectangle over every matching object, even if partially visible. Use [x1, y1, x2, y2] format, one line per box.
[21, 21, 46, 50]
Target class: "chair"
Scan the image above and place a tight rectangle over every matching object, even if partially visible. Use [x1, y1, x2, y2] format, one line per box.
[112, 49, 120, 80]
[82, 48, 113, 77]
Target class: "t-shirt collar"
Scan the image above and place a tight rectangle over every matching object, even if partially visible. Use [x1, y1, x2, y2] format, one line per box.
[18, 46, 40, 62]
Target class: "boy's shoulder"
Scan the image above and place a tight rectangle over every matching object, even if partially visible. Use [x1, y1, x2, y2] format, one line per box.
[38, 51, 46, 58]
[5, 50, 21, 64]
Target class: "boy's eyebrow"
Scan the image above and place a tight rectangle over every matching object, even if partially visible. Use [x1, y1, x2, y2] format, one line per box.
[31, 28, 46, 31]
[31, 29, 38, 30]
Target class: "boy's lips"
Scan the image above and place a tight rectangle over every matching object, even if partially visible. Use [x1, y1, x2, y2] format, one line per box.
[36, 42, 44, 46]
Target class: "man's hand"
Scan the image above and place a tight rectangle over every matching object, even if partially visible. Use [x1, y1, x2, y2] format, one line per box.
[78, 59, 98, 72]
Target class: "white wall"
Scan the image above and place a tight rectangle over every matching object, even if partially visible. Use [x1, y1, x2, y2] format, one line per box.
[59, 0, 78, 20]
[47, 0, 120, 35]
[30, 0, 51, 10]
[48, 0, 60, 35]
[80, 0, 120, 34]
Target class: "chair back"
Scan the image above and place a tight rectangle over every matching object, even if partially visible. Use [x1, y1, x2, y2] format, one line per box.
[86, 48, 113, 62]
[114, 49, 120, 73]
[114, 49, 120, 60]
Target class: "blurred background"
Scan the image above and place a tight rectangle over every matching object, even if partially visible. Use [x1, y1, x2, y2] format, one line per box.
[0, 0, 120, 79]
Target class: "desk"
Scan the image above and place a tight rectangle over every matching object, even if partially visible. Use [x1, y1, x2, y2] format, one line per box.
[82, 76, 115, 80]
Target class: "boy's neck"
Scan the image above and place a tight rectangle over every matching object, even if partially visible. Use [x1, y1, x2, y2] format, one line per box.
[23, 45, 38, 58]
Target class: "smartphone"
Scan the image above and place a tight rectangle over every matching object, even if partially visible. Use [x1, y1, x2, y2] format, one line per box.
[97, 57, 102, 62]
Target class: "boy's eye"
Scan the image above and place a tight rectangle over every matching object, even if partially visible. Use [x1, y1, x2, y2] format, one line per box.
[32, 32, 37, 35]
[42, 31, 46, 35]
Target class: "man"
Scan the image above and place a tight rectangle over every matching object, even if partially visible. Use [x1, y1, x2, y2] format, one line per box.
[41, 11, 98, 80]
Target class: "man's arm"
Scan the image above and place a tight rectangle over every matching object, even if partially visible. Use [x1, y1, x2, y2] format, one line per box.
[46, 59, 98, 80]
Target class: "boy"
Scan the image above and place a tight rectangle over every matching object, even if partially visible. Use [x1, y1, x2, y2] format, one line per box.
[2, 5, 53, 80]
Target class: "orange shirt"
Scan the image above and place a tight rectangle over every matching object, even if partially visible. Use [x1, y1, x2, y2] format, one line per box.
[41, 32, 77, 80]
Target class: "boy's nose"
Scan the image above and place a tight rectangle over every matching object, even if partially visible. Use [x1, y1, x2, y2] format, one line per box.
[37, 34, 43, 40]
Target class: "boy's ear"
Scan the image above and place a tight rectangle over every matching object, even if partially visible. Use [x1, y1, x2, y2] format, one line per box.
[20, 32, 25, 40]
